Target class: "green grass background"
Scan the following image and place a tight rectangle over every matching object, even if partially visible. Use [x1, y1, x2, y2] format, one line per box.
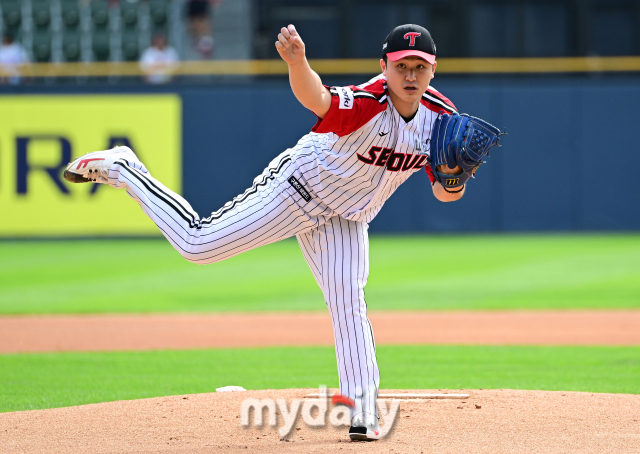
[2, 345, 639, 412]
[1, 235, 639, 412]
[1, 234, 639, 314]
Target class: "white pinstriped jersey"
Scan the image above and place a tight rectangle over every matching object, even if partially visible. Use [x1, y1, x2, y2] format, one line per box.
[289, 74, 457, 224]
[97, 76, 457, 422]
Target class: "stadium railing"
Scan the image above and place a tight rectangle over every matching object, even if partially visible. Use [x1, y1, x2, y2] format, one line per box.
[2, 56, 640, 78]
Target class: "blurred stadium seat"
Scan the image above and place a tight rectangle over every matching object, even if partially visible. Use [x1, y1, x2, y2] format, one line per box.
[91, 0, 110, 62]
[122, 29, 139, 61]
[32, 0, 51, 30]
[121, 0, 140, 61]
[92, 29, 110, 62]
[121, 0, 138, 28]
[31, 0, 51, 62]
[61, 0, 80, 29]
[32, 30, 51, 62]
[61, 0, 80, 62]
[62, 29, 80, 62]
[1, 0, 22, 36]
[149, 0, 168, 31]
[91, 0, 109, 29]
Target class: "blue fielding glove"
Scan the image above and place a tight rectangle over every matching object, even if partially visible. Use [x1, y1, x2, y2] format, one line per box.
[429, 113, 505, 192]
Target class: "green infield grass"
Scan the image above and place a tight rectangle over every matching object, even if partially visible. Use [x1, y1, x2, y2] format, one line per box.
[0, 234, 639, 314]
[1, 345, 639, 412]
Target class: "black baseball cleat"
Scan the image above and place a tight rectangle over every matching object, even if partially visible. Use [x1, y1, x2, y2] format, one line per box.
[349, 412, 380, 441]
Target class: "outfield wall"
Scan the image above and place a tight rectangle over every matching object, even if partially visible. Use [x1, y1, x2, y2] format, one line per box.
[1, 76, 638, 235]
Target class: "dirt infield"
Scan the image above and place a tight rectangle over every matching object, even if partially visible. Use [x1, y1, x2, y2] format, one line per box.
[3, 311, 639, 452]
[2, 388, 639, 453]
[2, 310, 640, 353]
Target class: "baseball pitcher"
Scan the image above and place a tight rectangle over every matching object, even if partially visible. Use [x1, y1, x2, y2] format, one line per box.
[64, 24, 503, 441]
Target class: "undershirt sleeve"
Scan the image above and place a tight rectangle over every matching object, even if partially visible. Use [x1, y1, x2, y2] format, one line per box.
[424, 164, 436, 183]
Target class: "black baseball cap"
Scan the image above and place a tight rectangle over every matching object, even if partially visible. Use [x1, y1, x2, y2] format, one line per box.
[382, 24, 436, 65]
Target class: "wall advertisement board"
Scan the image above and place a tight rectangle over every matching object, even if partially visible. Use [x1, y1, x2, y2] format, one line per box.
[0, 95, 181, 236]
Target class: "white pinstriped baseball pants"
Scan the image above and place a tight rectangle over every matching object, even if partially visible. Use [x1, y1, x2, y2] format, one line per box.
[108, 151, 380, 417]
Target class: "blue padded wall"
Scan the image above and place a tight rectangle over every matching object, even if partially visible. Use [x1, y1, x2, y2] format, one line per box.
[181, 77, 640, 232]
[3, 75, 637, 233]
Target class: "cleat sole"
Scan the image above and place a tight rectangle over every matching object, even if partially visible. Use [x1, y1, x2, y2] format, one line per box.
[349, 433, 377, 442]
[63, 170, 91, 183]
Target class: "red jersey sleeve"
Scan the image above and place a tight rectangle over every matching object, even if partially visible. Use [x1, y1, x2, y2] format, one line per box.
[311, 81, 387, 137]
[421, 86, 457, 114]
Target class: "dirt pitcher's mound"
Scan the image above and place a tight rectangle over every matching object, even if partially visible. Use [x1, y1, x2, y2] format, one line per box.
[1, 388, 639, 454]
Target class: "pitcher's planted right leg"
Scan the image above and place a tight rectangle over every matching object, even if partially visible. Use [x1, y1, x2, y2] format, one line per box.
[297, 216, 381, 441]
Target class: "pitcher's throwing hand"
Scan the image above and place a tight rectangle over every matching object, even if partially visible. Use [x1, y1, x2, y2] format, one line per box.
[275, 24, 306, 66]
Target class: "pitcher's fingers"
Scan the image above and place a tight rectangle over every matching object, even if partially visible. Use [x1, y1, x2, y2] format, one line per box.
[291, 35, 304, 50]
[280, 26, 292, 40]
[288, 24, 298, 36]
[277, 33, 290, 48]
[275, 40, 285, 52]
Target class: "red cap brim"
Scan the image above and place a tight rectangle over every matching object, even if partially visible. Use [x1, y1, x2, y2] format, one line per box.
[386, 50, 436, 65]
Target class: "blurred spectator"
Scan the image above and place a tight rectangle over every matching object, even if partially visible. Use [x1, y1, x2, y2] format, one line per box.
[0, 33, 29, 85]
[139, 33, 179, 84]
[185, 0, 224, 59]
